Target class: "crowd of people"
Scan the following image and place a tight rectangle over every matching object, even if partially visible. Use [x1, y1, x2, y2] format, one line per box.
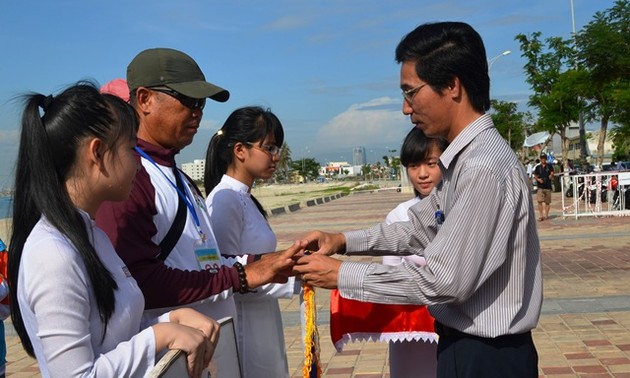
[3, 20, 543, 378]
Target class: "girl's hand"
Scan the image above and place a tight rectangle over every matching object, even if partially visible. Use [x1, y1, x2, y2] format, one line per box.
[153, 321, 218, 377]
[169, 308, 220, 371]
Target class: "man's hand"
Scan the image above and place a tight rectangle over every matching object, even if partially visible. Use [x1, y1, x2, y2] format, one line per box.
[293, 254, 342, 289]
[301, 230, 346, 256]
[245, 240, 307, 288]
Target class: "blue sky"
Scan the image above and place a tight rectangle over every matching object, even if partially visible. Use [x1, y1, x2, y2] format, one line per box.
[0, 0, 614, 188]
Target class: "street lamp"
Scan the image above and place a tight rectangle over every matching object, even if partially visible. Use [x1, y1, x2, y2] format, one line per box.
[302, 146, 309, 182]
[488, 50, 511, 71]
[570, 0, 588, 171]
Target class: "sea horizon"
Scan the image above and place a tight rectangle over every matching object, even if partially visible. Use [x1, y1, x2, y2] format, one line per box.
[0, 196, 12, 220]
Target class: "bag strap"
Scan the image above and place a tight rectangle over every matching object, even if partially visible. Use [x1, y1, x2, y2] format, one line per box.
[158, 167, 188, 261]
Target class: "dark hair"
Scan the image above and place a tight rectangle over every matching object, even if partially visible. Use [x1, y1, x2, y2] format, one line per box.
[204, 106, 284, 218]
[400, 128, 448, 168]
[395, 22, 490, 113]
[400, 128, 448, 197]
[9, 82, 138, 356]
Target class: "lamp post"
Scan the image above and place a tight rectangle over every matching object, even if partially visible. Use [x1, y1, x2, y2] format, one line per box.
[570, 0, 588, 171]
[302, 146, 309, 182]
[488, 50, 511, 71]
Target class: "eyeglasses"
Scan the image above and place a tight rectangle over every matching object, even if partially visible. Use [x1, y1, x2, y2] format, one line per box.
[246, 142, 281, 156]
[402, 83, 428, 103]
[149, 87, 206, 110]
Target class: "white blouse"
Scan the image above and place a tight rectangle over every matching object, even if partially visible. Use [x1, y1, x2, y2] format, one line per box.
[382, 197, 427, 267]
[206, 175, 296, 378]
[18, 212, 160, 378]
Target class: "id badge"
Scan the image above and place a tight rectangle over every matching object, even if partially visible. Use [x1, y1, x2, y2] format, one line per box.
[194, 236, 220, 273]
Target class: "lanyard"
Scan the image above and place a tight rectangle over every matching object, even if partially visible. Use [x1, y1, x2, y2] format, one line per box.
[134, 147, 203, 236]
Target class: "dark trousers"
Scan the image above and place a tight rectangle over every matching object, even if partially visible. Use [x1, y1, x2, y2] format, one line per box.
[435, 323, 538, 378]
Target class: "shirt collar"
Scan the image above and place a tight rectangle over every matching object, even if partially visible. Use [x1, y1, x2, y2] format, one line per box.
[137, 139, 179, 167]
[221, 174, 251, 195]
[439, 114, 494, 170]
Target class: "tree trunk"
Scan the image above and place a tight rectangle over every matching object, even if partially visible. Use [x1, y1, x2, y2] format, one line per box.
[596, 114, 610, 167]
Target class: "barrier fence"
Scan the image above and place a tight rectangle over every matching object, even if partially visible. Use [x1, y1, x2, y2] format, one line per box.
[560, 171, 630, 219]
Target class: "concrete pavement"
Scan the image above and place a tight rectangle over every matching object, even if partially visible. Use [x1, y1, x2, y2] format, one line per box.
[5, 190, 630, 377]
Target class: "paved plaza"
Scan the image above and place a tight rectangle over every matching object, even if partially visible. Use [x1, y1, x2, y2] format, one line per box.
[4, 190, 630, 377]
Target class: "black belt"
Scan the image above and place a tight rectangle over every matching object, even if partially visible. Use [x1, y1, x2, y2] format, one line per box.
[435, 322, 531, 342]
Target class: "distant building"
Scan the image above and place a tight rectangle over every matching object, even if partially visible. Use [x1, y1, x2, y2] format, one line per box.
[181, 159, 205, 182]
[353, 146, 366, 166]
[550, 128, 614, 163]
[321, 161, 356, 177]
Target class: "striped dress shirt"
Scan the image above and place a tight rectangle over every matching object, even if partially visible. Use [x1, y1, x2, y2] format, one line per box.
[339, 114, 543, 338]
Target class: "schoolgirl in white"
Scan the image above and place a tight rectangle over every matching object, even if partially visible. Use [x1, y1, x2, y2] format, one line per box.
[8, 83, 219, 377]
[204, 106, 298, 378]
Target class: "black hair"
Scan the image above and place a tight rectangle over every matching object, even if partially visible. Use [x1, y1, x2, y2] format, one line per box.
[8, 82, 138, 356]
[400, 128, 448, 197]
[400, 128, 448, 168]
[395, 22, 490, 113]
[204, 106, 284, 218]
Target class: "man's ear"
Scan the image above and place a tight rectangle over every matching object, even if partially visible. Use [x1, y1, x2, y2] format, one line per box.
[135, 87, 153, 114]
[446, 77, 463, 100]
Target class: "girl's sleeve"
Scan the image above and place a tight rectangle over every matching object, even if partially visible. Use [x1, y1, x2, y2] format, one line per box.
[21, 237, 157, 377]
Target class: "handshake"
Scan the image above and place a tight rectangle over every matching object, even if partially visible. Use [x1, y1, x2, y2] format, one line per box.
[244, 230, 346, 290]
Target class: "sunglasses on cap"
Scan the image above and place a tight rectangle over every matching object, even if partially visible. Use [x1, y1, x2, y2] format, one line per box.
[148, 87, 206, 110]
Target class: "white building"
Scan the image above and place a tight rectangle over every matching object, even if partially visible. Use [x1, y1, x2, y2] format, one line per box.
[181, 159, 205, 182]
[550, 126, 614, 164]
[320, 161, 358, 177]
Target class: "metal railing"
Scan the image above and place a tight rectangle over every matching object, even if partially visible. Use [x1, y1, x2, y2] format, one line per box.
[560, 171, 630, 219]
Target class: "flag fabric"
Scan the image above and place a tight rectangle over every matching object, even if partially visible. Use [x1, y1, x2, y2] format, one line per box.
[330, 289, 437, 352]
[0, 239, 9, 320]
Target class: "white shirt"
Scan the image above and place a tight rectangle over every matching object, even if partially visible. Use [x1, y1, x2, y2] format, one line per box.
[18, 212, 161, 377]
[382, 197, 426, 267]
[206, 175, 296, 378]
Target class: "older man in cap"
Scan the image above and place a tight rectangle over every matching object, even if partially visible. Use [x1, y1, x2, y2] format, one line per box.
[96, 48, 301, 331]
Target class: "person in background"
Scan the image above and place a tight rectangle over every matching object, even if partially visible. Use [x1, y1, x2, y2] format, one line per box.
[9, 82, 220, 377]
[95, 49, 303, 373]
[533, 153, 554, 221]
[294, 21, 542, 378]
[380, 128, 447, 377]
[330, 128, 447, 378]
[100, 78, 130, 103]
[0, 238, 8, 378]
[204, 106, 300, 377]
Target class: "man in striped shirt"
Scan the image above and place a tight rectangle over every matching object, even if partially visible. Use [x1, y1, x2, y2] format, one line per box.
[294, 22, 542, 378]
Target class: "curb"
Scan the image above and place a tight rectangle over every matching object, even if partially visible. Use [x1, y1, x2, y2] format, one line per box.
[267, 192, 347, 217]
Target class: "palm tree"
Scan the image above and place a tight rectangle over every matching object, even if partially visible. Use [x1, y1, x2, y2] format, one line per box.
[274, 142, 292, 183]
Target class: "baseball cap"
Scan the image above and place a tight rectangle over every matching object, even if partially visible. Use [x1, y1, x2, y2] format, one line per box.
[127, 48, 229, 102]
[539, 153, 547, 159]
[100, 78, 130, 103]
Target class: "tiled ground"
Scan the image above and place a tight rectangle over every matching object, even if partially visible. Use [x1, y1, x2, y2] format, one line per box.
[6, 190, 630, 377]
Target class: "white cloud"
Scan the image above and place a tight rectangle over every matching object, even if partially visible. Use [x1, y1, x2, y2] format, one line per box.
[315, 97, 410, 149]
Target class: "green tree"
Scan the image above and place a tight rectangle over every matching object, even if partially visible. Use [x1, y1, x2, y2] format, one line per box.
[516, 32, 583, 171]
[290, 158, 321, 182]
[574, 0, 630, 165]
[490, 100, 531, 156]
[361, 164, 372, 181]
[273, 142, 292, 183]
[382, 155, 389, 167]
[610, 125, 630, 161]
